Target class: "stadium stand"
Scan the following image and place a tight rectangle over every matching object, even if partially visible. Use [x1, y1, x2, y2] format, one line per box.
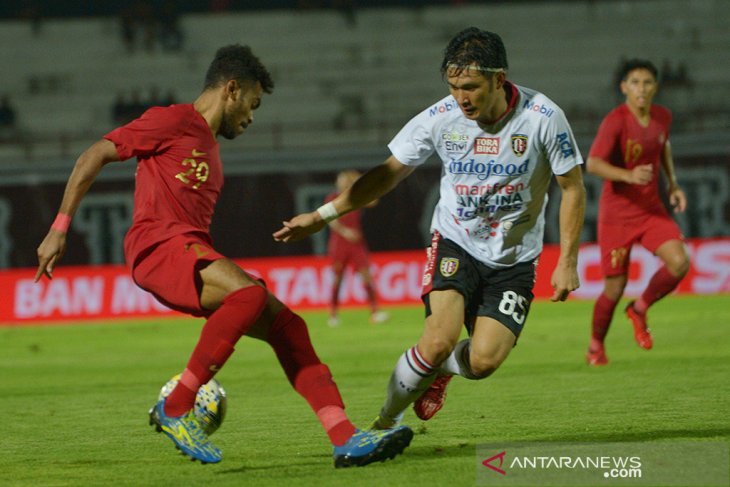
[0, 0, 728, 163]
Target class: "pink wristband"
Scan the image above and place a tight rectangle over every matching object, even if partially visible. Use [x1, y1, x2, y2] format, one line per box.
[51, 213, 71, 232]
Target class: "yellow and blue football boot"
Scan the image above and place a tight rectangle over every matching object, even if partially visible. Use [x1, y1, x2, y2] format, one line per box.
[333, 426, 413, 468]
[149, 398, 222, 464]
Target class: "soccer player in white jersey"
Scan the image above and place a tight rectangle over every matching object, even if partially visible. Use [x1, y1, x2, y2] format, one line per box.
[274, 28, 585, 434]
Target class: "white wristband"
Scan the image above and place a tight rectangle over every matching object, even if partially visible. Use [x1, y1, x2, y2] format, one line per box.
[316, 202, 339, 223]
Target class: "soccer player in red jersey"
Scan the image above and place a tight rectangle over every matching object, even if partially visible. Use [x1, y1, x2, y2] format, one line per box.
[586, 59, 690, 366]
[325, 170, 389, 326]
[35, 44, 412, 466]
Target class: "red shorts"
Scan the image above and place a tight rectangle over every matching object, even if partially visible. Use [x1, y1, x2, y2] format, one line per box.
[130, 233, 226, 317]
[328, 239, 370, 271]
[598, 213, 683, 277]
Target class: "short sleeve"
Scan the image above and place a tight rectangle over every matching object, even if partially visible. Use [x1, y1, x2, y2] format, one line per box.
[655, 105, 673, 136]
[541, 108, 584, 175]
[588, 112, 622, 161]
[387, 111, 436, 167]
[104, 106, 180, 161]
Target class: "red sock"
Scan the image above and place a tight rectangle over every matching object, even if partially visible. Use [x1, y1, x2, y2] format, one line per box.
[637, 266, 682, 313]
[331, 282, 340, 316]
[365, 282, 378, 313]
[267, 308, 356, 446]
[591, 293, 618, 347]
[165, 285, 268, 417]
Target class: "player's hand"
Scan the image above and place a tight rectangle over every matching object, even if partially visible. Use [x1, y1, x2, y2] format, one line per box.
[273, 212, 327, 242]
[549, 260, 580, 302]
[668, 186, 687, 213]
[628, 164, 653, 185]
[35, 230, 67, 282]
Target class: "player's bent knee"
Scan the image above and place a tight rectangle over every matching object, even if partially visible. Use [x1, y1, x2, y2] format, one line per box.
[222, 285, 269, 326]
[672, 255, 691, 277]
[224, 284, 268, 306]
[468, 354, 503, 379]
[419, 337, 456, 365]
[603, 277, 627, 301]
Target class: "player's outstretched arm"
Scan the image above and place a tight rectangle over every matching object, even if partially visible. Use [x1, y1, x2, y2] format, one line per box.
[273, 156, 414, 243]
[35, 139, 120, 281]
[550, 165, 586, 302]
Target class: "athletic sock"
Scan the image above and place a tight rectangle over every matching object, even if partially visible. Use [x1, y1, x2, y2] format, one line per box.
[267, 307, 356, 446]
[379, 346, 437, 426]
[330, 280, 340, 317]
[591, 293, 618, 347]
[164, 285, 268, 417]
[365, 282, 378, 313]
[636, 266, 682, 313]
[438, 339, 480, 379]
[295, 364, 356, 446]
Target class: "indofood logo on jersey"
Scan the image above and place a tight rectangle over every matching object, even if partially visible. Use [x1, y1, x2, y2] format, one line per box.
[449, 158, 530, 181]
[523, 99, 555, 118]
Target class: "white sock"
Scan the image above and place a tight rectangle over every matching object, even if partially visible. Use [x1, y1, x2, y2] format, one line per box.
[438, 339, 480, 379]
[378, 346, 436, 426]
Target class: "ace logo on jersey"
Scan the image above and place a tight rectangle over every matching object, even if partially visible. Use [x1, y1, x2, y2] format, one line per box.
[439, 257, 459, 277]
[511, 134, 528, 156]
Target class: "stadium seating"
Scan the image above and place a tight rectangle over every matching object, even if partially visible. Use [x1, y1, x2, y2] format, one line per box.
[0, 1, 728, 163]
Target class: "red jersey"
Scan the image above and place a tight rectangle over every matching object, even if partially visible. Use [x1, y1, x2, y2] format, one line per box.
[104, 104, 223, 263]
[589, 103, 672, 221]
[325, 192, 364, 248]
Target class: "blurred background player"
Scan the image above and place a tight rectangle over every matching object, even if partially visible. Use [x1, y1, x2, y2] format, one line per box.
[325, 169, 389, 326]
[586, 58, 690, 366]
[275, 28, 585, 434]
[35, 44, 412, 467]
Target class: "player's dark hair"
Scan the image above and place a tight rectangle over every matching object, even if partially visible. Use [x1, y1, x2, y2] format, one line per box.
[618, 58, 658, 82]
[204, 44, 274, 93]
[441, 27, 508, 77]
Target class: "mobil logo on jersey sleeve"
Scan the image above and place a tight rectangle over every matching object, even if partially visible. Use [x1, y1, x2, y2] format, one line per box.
[522, 98, 555, 118]
[429, 99, 459, 117]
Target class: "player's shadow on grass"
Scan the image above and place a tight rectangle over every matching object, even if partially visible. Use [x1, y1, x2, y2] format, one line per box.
[214, 441, 474, 473]
[214, 454, 342, 473]
[393, 441, 477, 462]
[212, 427, 730, 473]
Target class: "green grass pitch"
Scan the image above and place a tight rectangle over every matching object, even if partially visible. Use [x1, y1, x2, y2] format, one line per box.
[2, 295, 729, 486]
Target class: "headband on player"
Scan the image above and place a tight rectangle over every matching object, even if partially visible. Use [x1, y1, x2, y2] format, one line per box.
[447, 63, 506, 74]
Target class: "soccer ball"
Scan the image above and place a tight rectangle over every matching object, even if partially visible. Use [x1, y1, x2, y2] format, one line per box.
[157, 373, 227, 435]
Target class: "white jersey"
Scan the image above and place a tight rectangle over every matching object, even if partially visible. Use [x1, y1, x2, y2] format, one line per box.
[388, 82, 583, 268]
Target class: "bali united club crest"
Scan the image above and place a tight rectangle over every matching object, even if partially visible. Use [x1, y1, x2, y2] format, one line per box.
[511, 134, 528, 156]
[439, 257, 459, 277]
